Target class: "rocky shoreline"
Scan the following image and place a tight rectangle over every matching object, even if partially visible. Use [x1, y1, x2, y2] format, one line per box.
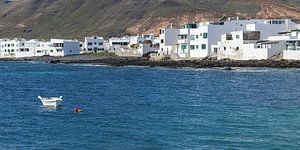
[2, 55, 300, 68]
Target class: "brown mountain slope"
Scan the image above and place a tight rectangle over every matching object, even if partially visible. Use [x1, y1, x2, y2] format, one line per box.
[0, 0, 299, 39]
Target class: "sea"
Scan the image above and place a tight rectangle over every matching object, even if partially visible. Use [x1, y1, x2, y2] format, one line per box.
[0, 61, 300, 149]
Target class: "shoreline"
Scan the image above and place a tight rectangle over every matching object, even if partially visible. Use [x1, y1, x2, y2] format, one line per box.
[2, 55, 300, 68]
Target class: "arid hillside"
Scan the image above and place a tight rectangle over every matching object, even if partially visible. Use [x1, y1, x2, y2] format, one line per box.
[0, 0, 300, 39]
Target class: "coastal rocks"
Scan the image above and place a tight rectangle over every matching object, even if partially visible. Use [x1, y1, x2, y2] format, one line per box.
[5, 56, 300, 69]
[47, 60, 61, 64]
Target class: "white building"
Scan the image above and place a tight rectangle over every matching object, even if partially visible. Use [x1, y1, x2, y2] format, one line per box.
[83, 36, 104, 53]
[0, 38, 51, 58]
[159, 27, 180, 55]
[216, 31, 285, 60]
[137, 43, 156, 55]
[49, 39, 80, 56]
[129, 35, 144, 46]
[160, 18, 299, 59]
[0, 38, 27, 58]
[109, 37, 130, 52]
[283, 30, 300, 60]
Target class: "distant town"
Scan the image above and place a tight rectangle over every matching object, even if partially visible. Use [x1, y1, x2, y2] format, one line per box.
[1, 17, 300, 61]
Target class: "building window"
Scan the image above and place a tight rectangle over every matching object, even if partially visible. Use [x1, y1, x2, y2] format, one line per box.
[190, 35, 195, 40]
[201, 44, 206, 50]
[203, 33, 208, 39]
[190, 45, 195, 50]
[53, 43, 64, 47]
[196, 35, 199, 39]
[181, 45, 187, 50]
[99, 43, 103, 45]
[161, 39, 164, 44]
[214, 48, 218, 54]
[178, 35, 187, 40]
[196, 45, 199, 49]
[236, 35, 240, 39]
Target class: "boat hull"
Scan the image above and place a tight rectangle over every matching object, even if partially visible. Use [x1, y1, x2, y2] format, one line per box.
[41, 100, 62, 108]
[38, 96, 63, 108]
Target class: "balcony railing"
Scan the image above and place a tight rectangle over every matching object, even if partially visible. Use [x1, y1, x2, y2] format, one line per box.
[178, 39, 188, 44]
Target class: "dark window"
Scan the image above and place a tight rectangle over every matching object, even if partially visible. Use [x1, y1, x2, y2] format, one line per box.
[203, 33, 208, 38]
[201, 44, 206, 50]
[161, 39, 164, 44]
[88, 42, 92, 46]
[53, 43, 64, 47]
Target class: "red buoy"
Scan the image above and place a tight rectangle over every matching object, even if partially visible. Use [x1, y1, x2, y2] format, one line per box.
[74, 107, 79, 113]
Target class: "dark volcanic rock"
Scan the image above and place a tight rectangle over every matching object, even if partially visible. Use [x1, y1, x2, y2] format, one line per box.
[3, 56, 300, 69]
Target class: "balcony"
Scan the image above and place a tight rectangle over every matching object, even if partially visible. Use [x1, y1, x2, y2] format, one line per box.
[178, 39, 188, 44]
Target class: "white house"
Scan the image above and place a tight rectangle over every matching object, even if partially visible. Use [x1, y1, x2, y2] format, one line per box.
[109, 37, 130, 52]
[160, 18, 299, 59]
[283, 30, 300, 60]
[50, 39, 80, 56]
[0, 39, 56, 58]
[0, 38, 27, 58]
[159, 27, 180, 55]
[137, 43, 156, 55]
[83, 36, 104, 53]
[216, 31, 285, 60]
[129, 35, 144, 46]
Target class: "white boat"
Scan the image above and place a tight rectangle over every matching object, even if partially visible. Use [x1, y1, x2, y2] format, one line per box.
[38, 96, 63, 108]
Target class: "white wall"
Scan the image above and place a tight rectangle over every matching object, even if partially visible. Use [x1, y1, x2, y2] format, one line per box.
[138, 44, 156, 55]
[217, 31, 285, 60]
[283, 50, 300, 60]
[50, 39, 80, 56]
[63, 41, 80, 56]
[84, 36, 104, 53]
[159, 28, 179, 55]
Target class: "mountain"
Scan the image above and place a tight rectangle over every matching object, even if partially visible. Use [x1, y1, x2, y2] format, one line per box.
[0, 0, 300, 39]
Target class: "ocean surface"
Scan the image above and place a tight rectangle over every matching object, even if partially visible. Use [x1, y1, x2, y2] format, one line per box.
[0, 61, 300, 149]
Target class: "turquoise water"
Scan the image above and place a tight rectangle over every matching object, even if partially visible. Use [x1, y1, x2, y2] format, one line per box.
[0, 62, 300, 149]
